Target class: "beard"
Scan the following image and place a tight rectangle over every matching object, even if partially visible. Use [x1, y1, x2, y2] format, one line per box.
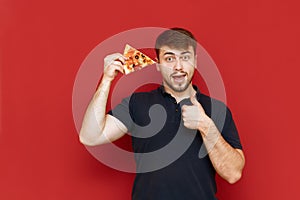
[163, 71, 194, 93]
[164, 79, 191, 92]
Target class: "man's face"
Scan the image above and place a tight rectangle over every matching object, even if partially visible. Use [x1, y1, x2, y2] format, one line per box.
[157, 45, 196, 93]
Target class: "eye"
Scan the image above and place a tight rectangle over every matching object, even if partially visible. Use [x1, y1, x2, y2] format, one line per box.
[181, 55, 190, 61]
[165, 56, 175, 62]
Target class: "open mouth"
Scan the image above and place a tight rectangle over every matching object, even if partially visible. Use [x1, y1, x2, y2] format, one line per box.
[171, 73, 187, 83]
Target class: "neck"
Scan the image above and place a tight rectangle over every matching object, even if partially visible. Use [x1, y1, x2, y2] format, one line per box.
[164, 83, 196, 102]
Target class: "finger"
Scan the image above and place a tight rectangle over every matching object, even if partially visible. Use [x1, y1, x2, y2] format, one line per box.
[104, 53, 125, 67]
[105, 60, 124, 72]
[190, 95, 199, 106]
[109, 64, 124, 74]
[112, 60, 124, 66]
[115, 65, 124, 74]
[115, 55, 127, 64]
[104, 53, 124, 61]
[105, 59, 122, 69]
[105, 63, 125, 76]
[181, 105, 188, 113]
[190, 95, 206, 114]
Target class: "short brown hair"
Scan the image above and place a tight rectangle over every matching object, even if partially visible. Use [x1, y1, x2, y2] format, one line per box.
[155, 28, 197, 59]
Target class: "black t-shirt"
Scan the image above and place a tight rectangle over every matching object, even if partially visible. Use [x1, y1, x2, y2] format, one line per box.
[109, 85, 242, 200]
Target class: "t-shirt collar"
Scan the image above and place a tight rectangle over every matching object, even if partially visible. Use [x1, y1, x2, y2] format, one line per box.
[158, 84, 201, 99]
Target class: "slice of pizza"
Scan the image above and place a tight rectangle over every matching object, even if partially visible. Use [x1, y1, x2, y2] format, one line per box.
[123, 44, 156, 74]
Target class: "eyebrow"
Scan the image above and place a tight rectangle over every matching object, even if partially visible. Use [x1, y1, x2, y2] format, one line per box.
[163, 51, 192, 56]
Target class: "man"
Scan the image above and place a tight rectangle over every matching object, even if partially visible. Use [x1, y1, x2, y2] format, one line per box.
[80, 28, 245, 199]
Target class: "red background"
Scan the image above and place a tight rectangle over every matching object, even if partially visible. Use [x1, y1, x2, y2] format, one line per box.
[1, 0, 300, 199]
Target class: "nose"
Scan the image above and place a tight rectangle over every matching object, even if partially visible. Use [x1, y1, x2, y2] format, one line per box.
[174, 59, 183, 71]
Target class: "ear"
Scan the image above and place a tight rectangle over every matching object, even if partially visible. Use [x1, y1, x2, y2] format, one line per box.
[155, 58, 161, 71]
[194, 55, 198, 69]
[156, 63, 161, 71]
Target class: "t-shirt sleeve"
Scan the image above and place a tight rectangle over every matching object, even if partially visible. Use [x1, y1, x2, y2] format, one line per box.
[214, 104, 243, 150]
[108, 96, 135, 132]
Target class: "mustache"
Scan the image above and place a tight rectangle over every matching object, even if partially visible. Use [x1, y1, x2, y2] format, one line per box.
[170, 72, 187, 76]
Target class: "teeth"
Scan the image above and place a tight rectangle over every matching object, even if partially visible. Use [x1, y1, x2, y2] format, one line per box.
[172, 74, 186, 83]
[172, 74, 186, 77]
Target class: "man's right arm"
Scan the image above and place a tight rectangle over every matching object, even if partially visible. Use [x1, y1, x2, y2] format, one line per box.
[79, 53, 128, 146]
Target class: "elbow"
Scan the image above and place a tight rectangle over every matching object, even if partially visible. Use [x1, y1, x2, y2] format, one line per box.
[227, 154, 245, 184]
[79, 131, 100, 146]
[226, 171, 242, 184]
[79, 134, 90, 146]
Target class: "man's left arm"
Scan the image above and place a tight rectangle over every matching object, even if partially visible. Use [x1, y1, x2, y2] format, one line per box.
[201, 124, 245, 184]
[182, 95, 245, 184]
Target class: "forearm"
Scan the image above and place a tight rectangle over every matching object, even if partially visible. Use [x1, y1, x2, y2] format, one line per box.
[200, 120, 245, 184]
[79, 77, 112, 145]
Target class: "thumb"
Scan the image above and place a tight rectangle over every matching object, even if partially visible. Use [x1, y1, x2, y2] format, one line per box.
[190, 94, 199, 106]
[191, 95, 205, 113]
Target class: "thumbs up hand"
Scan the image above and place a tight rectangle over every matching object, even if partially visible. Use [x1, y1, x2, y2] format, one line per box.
[181, 95, 212, 134]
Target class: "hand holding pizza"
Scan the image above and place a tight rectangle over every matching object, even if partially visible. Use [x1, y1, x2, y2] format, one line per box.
[103, 53, 126, 81]
[103, 45, 156, 82]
